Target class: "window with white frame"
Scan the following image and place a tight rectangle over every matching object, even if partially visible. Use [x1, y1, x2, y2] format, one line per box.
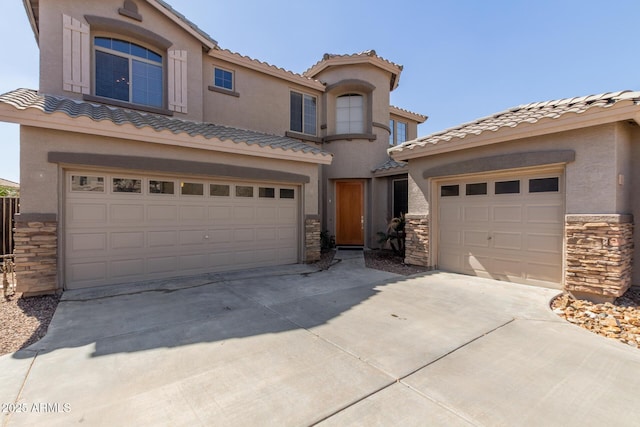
[290, 91, 317, 135]
[94, 37, 163, 108]
[214, 67, 234, 90]
[336, 94, 364, 134]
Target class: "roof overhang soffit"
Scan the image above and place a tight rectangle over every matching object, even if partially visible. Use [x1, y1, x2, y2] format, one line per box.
[306, 56, 402, 91]
[390, 103, 640, 161]
[0, 107, 332, 165]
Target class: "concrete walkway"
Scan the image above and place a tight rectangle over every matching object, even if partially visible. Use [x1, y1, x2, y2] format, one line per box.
[2, 249, 640, 426]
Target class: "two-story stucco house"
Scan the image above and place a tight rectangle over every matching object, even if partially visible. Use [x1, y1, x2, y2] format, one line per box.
[0, 0, 425, 294]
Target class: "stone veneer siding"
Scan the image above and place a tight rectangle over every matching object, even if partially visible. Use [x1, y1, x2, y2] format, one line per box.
[305, 215, 321, 263]
[404, 214, 429, 266]
[12, 213, 59, 296]
[565, 214, 634, 301]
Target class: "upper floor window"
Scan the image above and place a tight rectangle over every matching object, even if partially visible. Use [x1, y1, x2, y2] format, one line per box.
[336, 94, 363, 134]
[290, 91, 317, 135]
[214, 67, 234, 91]
[389, 119, 407, 145]
[94, 37, 163, 108]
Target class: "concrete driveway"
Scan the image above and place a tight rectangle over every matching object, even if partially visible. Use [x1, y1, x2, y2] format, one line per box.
[2, 250, 640, 426]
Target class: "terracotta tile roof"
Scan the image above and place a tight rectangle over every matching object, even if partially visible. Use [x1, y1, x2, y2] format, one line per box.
[153, 0, 218, 48]
[0, 178, 19, 188]
[372, 157, 407, 173]
[0, 89, 331, 158]
[306, 50, 403, 73]
[303, 50, 403, 90]
[391, 90, 640, 155]
[210, 49, 324, 89]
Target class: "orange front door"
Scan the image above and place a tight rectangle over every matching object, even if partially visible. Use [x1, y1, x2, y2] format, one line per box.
[336, 180, 364, 245]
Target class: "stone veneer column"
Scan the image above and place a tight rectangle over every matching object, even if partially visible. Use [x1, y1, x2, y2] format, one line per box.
[565, 214, 634, 303]
[12, 213, 59, 296]
[305, 215, 321, 263]
[404, 214, 429, 266]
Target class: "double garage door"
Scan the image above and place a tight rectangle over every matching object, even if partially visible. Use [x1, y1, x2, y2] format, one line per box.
[437, 170, 564, 288]
[65, 171, 299, 289]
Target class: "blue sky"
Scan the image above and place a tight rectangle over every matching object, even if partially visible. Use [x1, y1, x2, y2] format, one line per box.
[2, 0, 640, 183]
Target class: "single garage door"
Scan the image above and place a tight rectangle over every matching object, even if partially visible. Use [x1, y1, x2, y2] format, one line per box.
[65, 171, 299, 289]
[437, 170, 563, 288]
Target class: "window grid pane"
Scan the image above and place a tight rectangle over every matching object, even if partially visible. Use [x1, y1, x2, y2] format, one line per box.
[181, 182, 204, 196]
[441, 185, 459, 197]
[495, 180, 520, 194]
[529, 177, 559, 193]
[149, 180, 175, 194]
[236, 186, 254, 197]
[466, 182, 487, 196]
[396, 122, 407, 144]
[113, 178, 142, 193]
[214, 68, 233, 90]
[290, 92, 303, 133]
[210, 184, 230, 197]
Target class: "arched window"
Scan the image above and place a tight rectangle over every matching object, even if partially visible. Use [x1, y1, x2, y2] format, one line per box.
[336, 94, 364, 134]
[94, 37, 163, 107]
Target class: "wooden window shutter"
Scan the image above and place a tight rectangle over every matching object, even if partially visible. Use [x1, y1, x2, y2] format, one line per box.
[62, 15, 90, 94]
[168, 50, 188, 113]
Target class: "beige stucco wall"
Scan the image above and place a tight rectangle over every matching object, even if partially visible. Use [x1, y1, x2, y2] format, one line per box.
[38, 0, 205, 121]
[19, 126, 320, 216]
[406, 124, 624, 216]
[203, 58, 323, 136]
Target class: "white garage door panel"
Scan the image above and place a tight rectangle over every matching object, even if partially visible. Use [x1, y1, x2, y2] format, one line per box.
[65, 171, 300, 289]
[438, 171, 563, 288]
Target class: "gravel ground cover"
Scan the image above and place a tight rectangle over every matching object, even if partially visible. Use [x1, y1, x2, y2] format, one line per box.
[552, 288, 640, 349]
[1, 292, 60, 356]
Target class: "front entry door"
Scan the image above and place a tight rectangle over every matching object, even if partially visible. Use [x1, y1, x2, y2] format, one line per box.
[336, 180, 364, 246]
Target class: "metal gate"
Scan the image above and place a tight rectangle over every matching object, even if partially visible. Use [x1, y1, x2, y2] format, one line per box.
[1, 197, 19, 255]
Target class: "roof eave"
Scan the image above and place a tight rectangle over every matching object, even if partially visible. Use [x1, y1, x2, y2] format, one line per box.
[23, 0, 39, 44]
[390, 106, 428, 123]
[390, 104, 640, 161]
[0, 106, 333, 165]
[305, 55, 402, 91]
[209, 49, 325, 91]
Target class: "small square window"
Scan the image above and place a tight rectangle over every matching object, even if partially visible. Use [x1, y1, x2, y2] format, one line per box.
[149, 180, 175, 194]
[113, 178, 142, 193]
[71, 175, 104, 192]
[236, 186, 254, 197]
[214, 67, 233, 91]
[495, 180, 520, 194]
[440, 185, 459, 197]
[466, 182, 487, 196]
[181, 182, 204, 196]
[529, 177, 559, 193]
[259, 187, 275, 198]
[280, 188, 295, 199]
[210, 184, 230, 197]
